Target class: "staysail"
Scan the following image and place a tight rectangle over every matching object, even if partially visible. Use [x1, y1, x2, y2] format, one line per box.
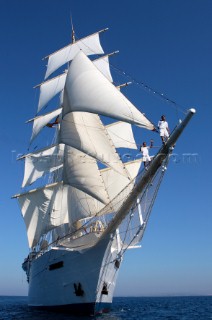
[62, 51, 155, 130]
[106, 121, 137, 149]
[37, 53, 114, 113]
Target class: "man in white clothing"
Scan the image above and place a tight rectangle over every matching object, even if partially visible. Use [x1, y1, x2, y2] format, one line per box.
[140, 141, 152, 169]
[158, 115, 170, 144]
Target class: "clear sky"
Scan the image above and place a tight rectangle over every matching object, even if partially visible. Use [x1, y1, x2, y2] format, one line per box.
[0, 0, 211, 297]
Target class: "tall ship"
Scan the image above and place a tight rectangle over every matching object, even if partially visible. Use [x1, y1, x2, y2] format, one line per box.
[13, 26, 195, 315]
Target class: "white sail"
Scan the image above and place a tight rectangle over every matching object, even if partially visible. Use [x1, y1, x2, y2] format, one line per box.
[67, 186, 103, 226]
[63, 51, 155, 130]
[66, 160, 142, 223]
[63, 146, 110, 204]
[49, 184, 69, 227]
[37, 54, 113, 113]
[22, 144, 64, 187]
[30, 108, 62, 143]
[37, 74, 66, 113]
[93, 55, 113, 82]
[18, 183, 68, 248]
[60, 111, 129, 178]
[101, 160, 141, 200]
[106, 122, 137, 149]
[23, 120, 136, 188]
[97, 160, 142, 216]
[45, 32, 104, 79]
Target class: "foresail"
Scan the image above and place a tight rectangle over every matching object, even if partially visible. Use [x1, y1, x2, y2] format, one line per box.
[45, 32, 104, 79]
[17, 183, 68, 248]
[30, 108, 62, 143]
[63, 146, 110, 204]
[62, 51, 155, 130]
[22, 144, 64, 187]
[60, 111, 129, 178]
[106, 122, 137, 149]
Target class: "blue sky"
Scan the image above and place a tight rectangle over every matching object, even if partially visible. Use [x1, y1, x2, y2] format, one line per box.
[0, 0, 211, 296]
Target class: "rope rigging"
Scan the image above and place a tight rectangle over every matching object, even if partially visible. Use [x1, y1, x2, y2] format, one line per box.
[109, 62, 187, 119]
[61, 27, 186, 121]
[68, 31, 185, 122]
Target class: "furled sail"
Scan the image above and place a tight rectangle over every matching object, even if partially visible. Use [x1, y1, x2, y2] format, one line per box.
[106, 121, 137, 149]
[29, 108, 62, 143]
[60, 111, 129, 178]
[63, 146, 110, 204]
[62, 51, 155, 130]
[17, 183, 68, 248]
[45, 31, 105, 79]
[22, 144, 64, 187]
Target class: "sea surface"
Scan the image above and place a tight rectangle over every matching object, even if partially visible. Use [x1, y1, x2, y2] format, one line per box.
[0, 296, 211, 320]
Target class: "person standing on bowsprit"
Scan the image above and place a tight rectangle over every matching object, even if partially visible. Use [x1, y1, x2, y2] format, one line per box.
[140, 140, 153, 169]
[158, 115, 170, 144]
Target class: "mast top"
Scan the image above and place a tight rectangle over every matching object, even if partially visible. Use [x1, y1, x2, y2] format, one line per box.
[70, 15, 75, 43]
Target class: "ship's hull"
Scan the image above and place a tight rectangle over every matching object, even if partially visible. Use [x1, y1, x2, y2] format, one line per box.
[26, 235, 121, 315]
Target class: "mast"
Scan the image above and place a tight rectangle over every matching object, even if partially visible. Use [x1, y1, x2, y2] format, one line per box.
[101, 108, 196, 237]
[71, 15, 75, 44]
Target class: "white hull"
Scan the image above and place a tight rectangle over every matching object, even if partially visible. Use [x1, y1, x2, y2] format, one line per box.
[25, 235, 121, 315]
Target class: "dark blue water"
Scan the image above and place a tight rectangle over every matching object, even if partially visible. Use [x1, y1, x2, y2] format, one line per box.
[0, 296, 211, 319]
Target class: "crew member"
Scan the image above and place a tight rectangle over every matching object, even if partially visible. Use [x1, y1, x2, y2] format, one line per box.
[158, 115, 170, 144]
[140, 141, 153, 169]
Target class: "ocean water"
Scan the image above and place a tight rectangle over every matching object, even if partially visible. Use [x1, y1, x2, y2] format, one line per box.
[0, 296, 211, 320]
